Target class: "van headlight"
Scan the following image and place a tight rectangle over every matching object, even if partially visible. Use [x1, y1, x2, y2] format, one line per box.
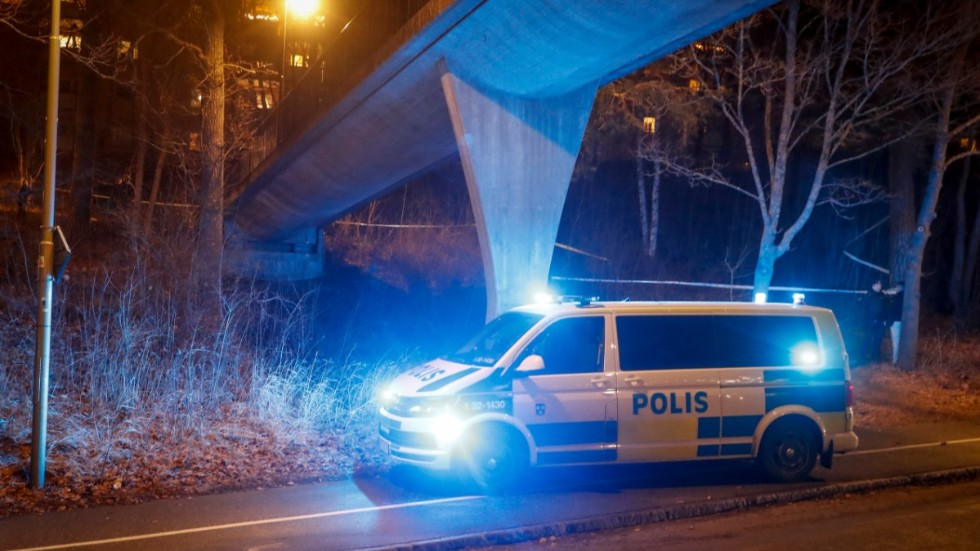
[431, 412, 464, 447]
[378, 386, 398, 407]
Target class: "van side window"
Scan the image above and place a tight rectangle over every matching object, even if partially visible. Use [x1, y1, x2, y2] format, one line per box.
[616, 314, 820, 371]
[516, 317, 605, 375]
[712, 315, 818, 367]
[617, 315, 714, 370]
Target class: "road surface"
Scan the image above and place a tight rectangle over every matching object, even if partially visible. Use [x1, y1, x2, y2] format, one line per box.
[1, 420, 979, 550]
[488, 479, 980, 550]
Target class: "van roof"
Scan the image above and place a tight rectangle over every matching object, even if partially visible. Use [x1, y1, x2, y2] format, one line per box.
[510, 301, 833, 316]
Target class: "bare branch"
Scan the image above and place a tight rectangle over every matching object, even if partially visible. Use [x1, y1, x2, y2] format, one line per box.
[643, 147, 762, 204]
[949, 112, 980, 139]
[820, 177, 886, 218]
[946, 149, 980, 167]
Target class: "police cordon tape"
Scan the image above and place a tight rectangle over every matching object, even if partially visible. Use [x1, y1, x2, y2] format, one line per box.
[370, 466, 980, 551]
[549, 276, 870, 295]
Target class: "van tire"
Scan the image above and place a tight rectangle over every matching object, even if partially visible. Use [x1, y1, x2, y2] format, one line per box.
[758, 418, 818, 483]
[460, 425, 528, 492]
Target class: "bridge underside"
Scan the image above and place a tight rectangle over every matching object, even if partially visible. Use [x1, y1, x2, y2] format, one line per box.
[229, 0, 775, 318]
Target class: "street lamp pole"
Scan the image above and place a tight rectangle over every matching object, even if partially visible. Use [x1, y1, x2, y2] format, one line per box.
[277, 3, 289, 145]
[31, 0, 63, 489]
[281, 2, 289, 100]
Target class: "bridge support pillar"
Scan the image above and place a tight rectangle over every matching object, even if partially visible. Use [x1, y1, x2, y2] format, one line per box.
[223, 223, 326, 281]
[441, 70, 596, 319]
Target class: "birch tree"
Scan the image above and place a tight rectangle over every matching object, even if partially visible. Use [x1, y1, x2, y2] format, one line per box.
[660, 0, 954, 296]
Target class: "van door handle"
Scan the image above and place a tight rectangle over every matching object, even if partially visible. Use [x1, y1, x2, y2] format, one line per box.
[590, 377, 608, 389]
[624, 376, 642, 388]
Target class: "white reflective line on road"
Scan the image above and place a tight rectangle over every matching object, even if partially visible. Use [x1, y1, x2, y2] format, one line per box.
[11, 495, 482, 551]
[847, 436, 980, 456]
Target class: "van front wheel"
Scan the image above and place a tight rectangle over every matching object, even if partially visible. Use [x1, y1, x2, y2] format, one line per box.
[758, 419, 818, 483]
[459, 426, 527, 492]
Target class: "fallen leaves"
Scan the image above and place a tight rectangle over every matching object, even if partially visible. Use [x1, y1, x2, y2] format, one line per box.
[0, 406, 383, 518]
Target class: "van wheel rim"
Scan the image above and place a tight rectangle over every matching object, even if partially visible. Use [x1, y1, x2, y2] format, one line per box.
[776, 435, 807, 471]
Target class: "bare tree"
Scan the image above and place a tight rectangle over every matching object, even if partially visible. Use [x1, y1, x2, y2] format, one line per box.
[83, 0, 260, 320]
[896, 36, 980, 370]
[189, 0, 227, 316]
[2, 1, 144, 233]
[0, 81, 45, 193]
[66, 0, 106, 232]
[583, 68, 709, 259]
[948, 151, 978, 323]
[656, 0, 960, 296]
[0, 6, 49, 198]
[2, 0, 272, 331]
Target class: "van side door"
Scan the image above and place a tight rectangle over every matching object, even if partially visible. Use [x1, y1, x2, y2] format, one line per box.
[511, 315, 618, 465]
[614, 314, 722, 462]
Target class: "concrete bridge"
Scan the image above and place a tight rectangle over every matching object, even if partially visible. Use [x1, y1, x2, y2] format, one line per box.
[228, 0, 775, 318]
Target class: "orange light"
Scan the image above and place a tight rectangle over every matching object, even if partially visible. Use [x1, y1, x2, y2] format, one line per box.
[287, 0, 318, 18]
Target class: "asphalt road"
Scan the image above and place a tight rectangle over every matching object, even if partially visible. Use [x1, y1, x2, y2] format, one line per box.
[488, 478, 980, 550]
[2, 420, 980, 551]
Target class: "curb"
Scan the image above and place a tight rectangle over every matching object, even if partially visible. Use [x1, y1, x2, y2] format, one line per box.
[374, 466, 980, 551]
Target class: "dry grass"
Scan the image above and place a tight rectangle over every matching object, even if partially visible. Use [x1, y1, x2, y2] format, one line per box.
[0, 218, 404, 517]
[0, 294, 401, 516]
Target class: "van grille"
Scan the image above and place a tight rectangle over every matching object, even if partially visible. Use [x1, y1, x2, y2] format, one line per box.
[379, 424, 437, 450]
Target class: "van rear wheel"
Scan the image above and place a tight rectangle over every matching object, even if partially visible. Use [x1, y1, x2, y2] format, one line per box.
[758, 419, 818, 483]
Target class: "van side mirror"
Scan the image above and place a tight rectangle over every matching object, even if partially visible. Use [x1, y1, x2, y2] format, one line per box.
[516, 354, 545, 373]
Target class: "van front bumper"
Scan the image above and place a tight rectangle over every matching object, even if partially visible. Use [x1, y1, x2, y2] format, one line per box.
[378, 409, 454, 470]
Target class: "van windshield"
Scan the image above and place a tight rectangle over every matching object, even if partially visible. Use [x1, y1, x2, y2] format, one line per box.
[445, 312, 544, 367]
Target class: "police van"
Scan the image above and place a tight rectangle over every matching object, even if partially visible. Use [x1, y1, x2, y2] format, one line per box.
[378, 300, 858, 488]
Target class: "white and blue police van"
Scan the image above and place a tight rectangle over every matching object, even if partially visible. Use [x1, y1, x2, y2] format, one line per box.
[378, 300, 858, 489]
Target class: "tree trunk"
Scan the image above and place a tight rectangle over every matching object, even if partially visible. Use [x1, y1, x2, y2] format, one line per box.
[144, 144, 168, 232]
[888, 138, 918, 282]
[69, 65, 97, 232]
[192, 5, 226, 318]
[753, 231, 778, 297]
[131, 56, 148, 225]
[636, 135, 649, 254]
[133, 131, 147, 217]
[963, 176, 980, 323]
[648, 158, 661, 258]
[68, 4, 103, 233]
[897, 83, 956, 371]
[948, 156, 969, 315]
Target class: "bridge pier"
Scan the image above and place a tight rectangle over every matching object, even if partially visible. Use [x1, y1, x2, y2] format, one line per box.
[223, 223, 326, 281]
[441, 68, 596, 319]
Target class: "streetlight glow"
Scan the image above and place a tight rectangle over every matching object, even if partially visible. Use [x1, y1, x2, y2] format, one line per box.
[287, 0, 318, 18]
